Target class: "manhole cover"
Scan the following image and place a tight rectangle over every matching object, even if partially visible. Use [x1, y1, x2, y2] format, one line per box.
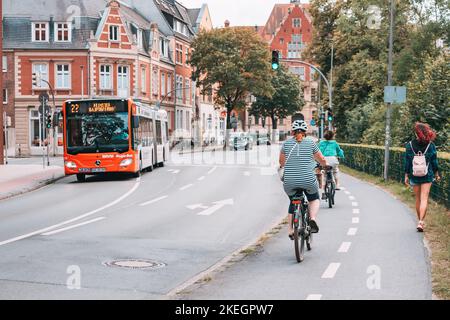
[104, 259, 166, 270]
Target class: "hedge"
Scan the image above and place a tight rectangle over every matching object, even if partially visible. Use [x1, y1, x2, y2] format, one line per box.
[339, 143, 449, 209]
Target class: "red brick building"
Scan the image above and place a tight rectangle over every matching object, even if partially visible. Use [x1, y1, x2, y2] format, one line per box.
[2, 0, 187, 156]
[255, 0, 319, 137]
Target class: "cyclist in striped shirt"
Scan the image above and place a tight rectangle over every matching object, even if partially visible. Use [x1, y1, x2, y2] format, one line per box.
[280, 120, 328, 239]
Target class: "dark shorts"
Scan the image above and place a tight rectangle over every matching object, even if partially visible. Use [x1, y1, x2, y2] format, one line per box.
[288, 191, 320, 214]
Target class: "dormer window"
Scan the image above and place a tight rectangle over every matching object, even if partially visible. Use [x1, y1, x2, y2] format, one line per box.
[32, 22, 49, 42]
[55, 22, 71, 42]
[109, 25, 119, 41]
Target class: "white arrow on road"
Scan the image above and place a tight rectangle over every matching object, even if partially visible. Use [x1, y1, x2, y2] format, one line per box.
[187, 199, 234, 216]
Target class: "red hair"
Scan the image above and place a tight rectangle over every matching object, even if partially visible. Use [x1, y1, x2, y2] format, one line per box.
[415, 122, 436, 144]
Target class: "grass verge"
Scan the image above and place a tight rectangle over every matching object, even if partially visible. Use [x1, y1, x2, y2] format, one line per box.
[341, 165, 450, 300]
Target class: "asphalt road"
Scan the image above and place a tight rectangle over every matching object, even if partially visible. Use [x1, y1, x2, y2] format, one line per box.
[0, 147, 432, 299]
[0, 147, 287, 299]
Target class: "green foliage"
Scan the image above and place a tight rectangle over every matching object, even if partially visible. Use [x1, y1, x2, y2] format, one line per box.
[189, 27, 274, 129]
[250, 65, 304, 129]
[306, 0, 449, 149]
[340, 143, 450, 208]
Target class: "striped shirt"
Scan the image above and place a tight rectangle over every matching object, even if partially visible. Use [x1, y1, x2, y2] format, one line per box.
[281, 137, 320, 196]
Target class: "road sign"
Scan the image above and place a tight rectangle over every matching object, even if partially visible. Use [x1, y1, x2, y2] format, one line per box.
[39, 92, 49, 104]
[310, 119, 316, 126]
[384, 86, 406, 104]
[38, 104, 50, 115]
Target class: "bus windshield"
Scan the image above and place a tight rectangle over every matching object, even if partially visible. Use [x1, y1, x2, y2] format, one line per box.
[66, 105, 130, 155]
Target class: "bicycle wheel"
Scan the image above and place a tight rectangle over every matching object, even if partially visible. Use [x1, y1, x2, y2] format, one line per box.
[293, 210, 305, 263]
[331, 182, 336, 205]
[327, 182, 333, 208]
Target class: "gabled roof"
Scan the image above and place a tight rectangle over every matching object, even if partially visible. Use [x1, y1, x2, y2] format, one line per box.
[187, 8, 201, 27]
[260, 3, 311, 41]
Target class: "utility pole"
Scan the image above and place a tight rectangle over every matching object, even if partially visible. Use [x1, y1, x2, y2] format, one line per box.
[329, 38, 334, 132]
[384, 0, 395, 181]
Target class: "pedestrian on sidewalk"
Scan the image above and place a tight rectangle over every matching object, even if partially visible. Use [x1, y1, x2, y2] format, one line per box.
[404, 122, 441, 232]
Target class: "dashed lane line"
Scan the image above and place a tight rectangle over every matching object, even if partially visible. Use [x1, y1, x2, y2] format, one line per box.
[139, 195, 169, 207]
[321, 263, 341, 279]
[179, 184, 194, 191]
[338, 242, 352, 253]
[306, 294, 322, 300]
[352, 202, 359, 207]
[198, 176, 205, 181]
[207, 166, 217, 175]
[353, 209, 360, 214]
[42, 217, 106, 236]
[347, 228, 358, 236]
[352, 217, 360, 224]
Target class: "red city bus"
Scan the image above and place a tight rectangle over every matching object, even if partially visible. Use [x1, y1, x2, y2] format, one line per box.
[62, 98, 169, 182]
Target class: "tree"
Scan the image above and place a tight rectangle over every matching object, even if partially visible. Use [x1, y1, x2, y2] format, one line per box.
[189, 27, 274, 147]
[250, 65, 304, 138]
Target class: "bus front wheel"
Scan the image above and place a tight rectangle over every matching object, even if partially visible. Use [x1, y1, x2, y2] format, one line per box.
[76, 174, 86, 182]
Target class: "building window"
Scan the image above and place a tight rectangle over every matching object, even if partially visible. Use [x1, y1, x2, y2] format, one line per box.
[176, 44, 183, 64]
[2, 56, 7, 72]
[167, 74, 172, 98]
[30, 110, 47, 147]
[280, 38, 284, 44]
[186, 111, 190, 132]
[109, 25, 119, 41]
[160, 38, 169, 58]
[185, 48, 189, 65]
[3, 89, 7, 104]
[161, 73, 166, 99]
[184, 79, 190, 104]
[289, 66, 305, 81]
[293, 18, 301, 28]
[117, 65, 129, 97]
[32, 22, 49, 42]
[176, 76, 183, 103]
[55, 22, 71, 42]
[137, 29, 144, 49]
[141, 67, 147, 93]
[32, 63, 49, 88]
[56, 64, 71, 89]
[100, 65, 112, 90]
[152, 70, 159, 96]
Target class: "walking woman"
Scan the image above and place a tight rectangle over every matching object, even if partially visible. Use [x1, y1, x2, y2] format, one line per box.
[404, 122, 441, 232]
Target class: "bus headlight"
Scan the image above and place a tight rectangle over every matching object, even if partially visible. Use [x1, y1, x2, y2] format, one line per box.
[65, 161, 77, 169]
[120, 158, 133, 167]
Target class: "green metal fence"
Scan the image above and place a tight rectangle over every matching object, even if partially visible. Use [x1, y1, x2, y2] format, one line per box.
[340, 143, 449, 209]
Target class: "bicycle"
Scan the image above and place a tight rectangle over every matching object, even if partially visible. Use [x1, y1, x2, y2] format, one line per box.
[291, 189, 313, 263]
[321, 165, 336, 208]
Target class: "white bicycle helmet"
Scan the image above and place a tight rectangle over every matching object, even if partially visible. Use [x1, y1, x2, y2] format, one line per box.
[292, 120, 308, 132]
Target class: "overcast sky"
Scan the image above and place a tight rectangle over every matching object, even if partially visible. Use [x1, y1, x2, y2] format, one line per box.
[179, 0, 310, 27]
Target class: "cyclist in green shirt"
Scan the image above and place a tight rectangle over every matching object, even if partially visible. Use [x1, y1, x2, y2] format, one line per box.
[318, 131, 345, 196]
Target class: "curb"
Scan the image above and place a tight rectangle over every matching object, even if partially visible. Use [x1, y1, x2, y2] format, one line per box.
[165, 214, 286, 299]
[0, 170, 65, 202]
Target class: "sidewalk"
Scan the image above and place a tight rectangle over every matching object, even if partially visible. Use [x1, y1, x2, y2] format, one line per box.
[0, 164, 65, 201]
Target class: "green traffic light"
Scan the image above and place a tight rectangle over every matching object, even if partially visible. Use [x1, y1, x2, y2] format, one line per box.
[272, 63, 279, 70]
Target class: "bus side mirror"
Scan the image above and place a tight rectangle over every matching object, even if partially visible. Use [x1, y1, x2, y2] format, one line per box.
[132, 116, 139, 129]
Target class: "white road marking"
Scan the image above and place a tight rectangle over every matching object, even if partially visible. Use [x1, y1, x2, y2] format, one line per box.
[344, 191, 351, 195]
[187, 204, 209, 210]
[322, 263, 341, 279]
[180, 184, 194, 191]
[347, 228, 358, 236]
[207, 166, 217, 175]
[349, 196, 356, 200]
[168, 169, 180, 174]
[197, 176, 205, 181]
[306, 294, 322, 300]
[139, 195, 168, 207]
[353, 209, 360, 214]
[352, 217, 360, 224]
[338, 242, 352, 253]
[352, 202, 359, 207]
[42, 217, 106, 236]
[340, 187, 346, 190]
[243, 171, 251, 176]
[0, 178, 141, 247]
[197, 199, 234, 216]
